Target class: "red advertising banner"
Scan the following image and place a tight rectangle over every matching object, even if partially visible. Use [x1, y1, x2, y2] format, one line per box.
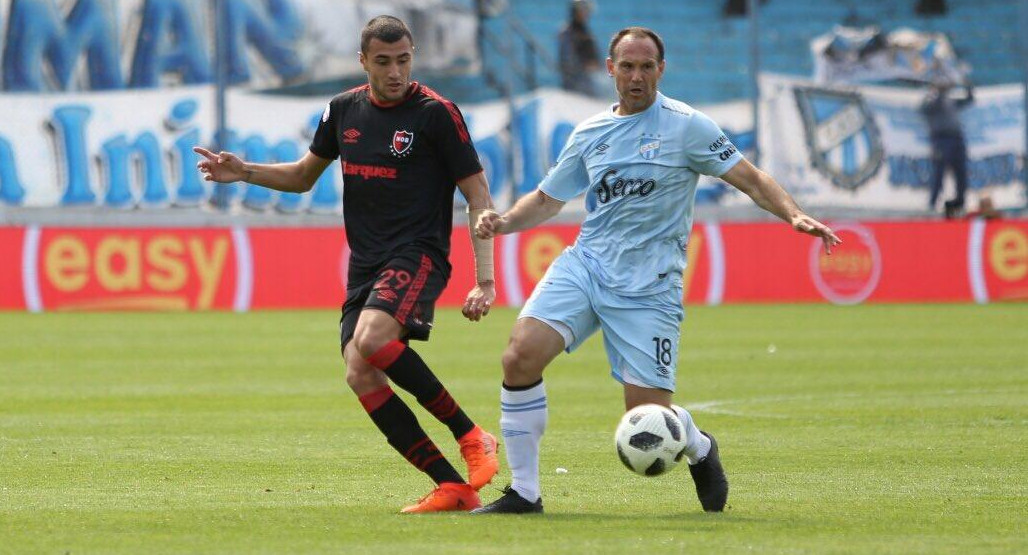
[1, 219, 1024, 311]
[683, 223, 719, 305]
[247, 228, 348, 309]
[973, 220, 1028, 302]
[718, 220, 975, 303]
[10, 227, 242, 311]
[0, 227, 25, 310]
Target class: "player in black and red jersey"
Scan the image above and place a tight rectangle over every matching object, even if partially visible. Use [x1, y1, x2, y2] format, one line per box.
[194, 15, 500, 514]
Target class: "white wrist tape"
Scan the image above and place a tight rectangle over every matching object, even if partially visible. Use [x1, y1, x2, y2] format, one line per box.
[468, 208, 495, 283]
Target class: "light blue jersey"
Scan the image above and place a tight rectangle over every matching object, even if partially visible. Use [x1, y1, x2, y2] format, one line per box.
[541, 92, 743, 296]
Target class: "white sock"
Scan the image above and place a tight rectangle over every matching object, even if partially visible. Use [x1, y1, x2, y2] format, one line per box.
[500, 380, 547, 503]
[672, 404, 710, 465]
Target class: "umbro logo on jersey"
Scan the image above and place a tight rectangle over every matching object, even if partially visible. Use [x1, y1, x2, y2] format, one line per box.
[588, 143, 610, 158]
[376, 289, 398, 303]
[390, 130, 414, 157]
[343, 128, 361, 144]
[660, 102, 690, 116]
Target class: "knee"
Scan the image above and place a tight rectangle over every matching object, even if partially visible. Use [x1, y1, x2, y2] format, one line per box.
[351, 324, 393, 361]
[343, 347, 386, 394]
[501, 337, 544, 386]
[345, 364, 379, 392]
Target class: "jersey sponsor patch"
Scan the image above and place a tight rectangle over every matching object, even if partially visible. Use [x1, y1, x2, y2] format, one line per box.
[343, 128, 361, 143]
[708, 134, 729, 152]
[391, 130, 415, 157]
[343, 162, 398, 179]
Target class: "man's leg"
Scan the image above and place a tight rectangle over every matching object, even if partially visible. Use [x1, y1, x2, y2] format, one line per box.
[928, 144, 946, 210]
[501, 318, 564, 501]
[622, 383, 727, 512]
[623, 385, 710, 464]
[346, 312, 480, 513]
[474, 252, 596, 514]
[471, 317, 565, 514]
[355, 309, 498, 490]
[344, 340, 461, 483]
[357, 252, 500, 491]
[356, 310, 475, 439]
[599, 284, 726, 512]
[949, 140, 969, 211]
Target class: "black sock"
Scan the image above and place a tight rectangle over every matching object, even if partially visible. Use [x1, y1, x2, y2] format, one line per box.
[368, 340, 475, 440]
[503, 379, 544, 391]
[358, 386, 464, 485]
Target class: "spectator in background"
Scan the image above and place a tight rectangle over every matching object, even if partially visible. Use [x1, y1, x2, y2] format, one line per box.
[558, 0, 602, 96]
[920, 79, 974, 219]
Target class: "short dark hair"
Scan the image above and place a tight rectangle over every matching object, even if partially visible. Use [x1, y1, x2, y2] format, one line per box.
[608, 27, 665, 63]
[360, 15, 414, 54]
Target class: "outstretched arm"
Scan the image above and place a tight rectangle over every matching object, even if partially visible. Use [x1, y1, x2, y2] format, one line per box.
[720, 158, 841, 254]
[456, 171, 496, 322]
[194, 147, 332, 193]
[475, 189, 565, 239]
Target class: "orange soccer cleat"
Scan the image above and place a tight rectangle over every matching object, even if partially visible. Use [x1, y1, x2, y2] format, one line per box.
[400, 482, 481, 514]
[458, 425, 499, 490]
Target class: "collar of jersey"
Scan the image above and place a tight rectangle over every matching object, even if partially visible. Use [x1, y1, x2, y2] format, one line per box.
[608, 91, 663, 120]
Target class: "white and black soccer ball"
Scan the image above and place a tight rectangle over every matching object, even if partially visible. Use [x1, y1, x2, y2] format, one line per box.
[614, 404, 688, 476]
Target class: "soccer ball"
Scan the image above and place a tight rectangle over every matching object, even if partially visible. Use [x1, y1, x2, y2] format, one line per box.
[614, 404, 687, 476]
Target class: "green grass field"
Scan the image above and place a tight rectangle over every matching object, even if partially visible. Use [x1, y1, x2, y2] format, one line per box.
[1, 305, 1026, 553]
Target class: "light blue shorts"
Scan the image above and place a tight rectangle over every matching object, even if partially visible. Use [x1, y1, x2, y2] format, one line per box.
[519, 250, 685, 392]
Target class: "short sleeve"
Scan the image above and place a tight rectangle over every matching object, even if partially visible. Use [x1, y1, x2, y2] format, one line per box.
[538, 131, 590, 201]
[684, 111, 743, 177]
[428, 101, 483, 181]
[309, 101, 339, 160]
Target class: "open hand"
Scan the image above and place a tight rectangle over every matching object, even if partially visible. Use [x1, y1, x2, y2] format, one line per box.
[792, 214, 842, 255]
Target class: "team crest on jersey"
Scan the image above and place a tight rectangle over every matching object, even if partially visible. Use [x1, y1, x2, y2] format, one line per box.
[390, 130, 415, 157]
[794, 86, 883, 190]
[639, 134, 661, 160]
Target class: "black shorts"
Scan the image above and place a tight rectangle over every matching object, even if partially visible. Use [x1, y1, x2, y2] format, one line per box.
[339, 250, 448, 348]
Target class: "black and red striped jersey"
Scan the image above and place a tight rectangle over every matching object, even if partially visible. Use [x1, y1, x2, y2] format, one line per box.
[309, 82, 483, 277]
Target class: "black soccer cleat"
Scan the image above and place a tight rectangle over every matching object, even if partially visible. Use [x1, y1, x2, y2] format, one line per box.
[688, 431, 728, 512]
[470, 485, 543, 514]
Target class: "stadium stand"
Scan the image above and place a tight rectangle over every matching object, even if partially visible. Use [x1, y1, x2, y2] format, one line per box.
[258, 1, 1022, 106]
[481, 0, 1022, 104]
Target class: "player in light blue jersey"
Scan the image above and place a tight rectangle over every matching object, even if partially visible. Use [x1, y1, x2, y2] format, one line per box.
[471, 27, 841, 515]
